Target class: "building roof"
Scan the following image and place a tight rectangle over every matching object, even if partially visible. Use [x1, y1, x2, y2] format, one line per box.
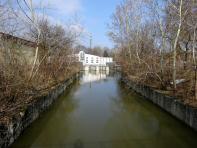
[0, 32, 36, 48]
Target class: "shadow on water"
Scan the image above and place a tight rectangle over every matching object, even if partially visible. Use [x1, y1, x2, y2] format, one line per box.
[11, 81, 81, 148]
[12, 70, 197, 148]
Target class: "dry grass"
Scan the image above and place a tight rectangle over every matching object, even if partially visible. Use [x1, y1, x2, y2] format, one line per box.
[119, 51, 197, 107]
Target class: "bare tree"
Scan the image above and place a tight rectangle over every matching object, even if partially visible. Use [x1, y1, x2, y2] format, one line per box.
[108, 0, 197, 103]
[169, 0, 184, 90]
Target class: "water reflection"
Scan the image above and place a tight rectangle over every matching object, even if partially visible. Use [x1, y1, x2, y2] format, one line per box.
[80, 70, 110, 84]
[12, 71, 197, 148]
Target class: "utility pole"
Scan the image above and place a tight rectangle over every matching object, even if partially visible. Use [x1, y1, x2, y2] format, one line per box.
[89, 33, 92, 50]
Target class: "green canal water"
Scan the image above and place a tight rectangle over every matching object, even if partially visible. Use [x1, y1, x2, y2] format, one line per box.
[12, 71, 197, 148]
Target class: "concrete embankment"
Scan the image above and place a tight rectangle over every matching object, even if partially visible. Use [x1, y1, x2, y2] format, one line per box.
[121, 77, 197, 132]
[0, 72, 81, 148]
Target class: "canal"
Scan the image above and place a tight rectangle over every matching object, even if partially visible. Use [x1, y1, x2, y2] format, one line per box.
[12, 71, 197, 148]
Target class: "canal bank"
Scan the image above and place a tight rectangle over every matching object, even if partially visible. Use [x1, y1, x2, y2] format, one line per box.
[121, 77, 197, 132]
[11, 71, 197, 148]
[0, 72, 81, 148]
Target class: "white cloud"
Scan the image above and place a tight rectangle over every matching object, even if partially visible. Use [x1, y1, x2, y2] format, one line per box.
[11, 0, 87, 44]
[33, 0, 85, 34]
[35, 0, 82, 15]
[70, 24, 84, 33]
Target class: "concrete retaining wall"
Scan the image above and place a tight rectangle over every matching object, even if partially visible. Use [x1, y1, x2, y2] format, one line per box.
[122, 78, 197, 132]
[0, 72, 80, 148]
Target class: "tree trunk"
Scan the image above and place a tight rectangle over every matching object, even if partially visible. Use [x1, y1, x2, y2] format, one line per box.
[172, 0, 183, 91]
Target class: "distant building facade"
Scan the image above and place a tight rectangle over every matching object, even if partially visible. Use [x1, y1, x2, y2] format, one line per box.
[77, 51, 113, 67]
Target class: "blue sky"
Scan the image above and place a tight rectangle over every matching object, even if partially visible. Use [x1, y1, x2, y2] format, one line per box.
[36, 0, 122, 48]
[81, 0, 121, 48]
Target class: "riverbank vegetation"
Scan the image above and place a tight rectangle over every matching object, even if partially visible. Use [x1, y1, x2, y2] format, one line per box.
[0, 1, 80, 124]
[108, 0, 197, 106]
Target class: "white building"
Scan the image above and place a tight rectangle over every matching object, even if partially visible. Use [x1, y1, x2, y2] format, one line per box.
[77, 51, 113, 66]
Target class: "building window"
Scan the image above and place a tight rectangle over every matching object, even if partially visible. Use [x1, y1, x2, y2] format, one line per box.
[91, 57, 93, 63]
[96, 57, 98, 63]
[86, 57, 88, 63]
